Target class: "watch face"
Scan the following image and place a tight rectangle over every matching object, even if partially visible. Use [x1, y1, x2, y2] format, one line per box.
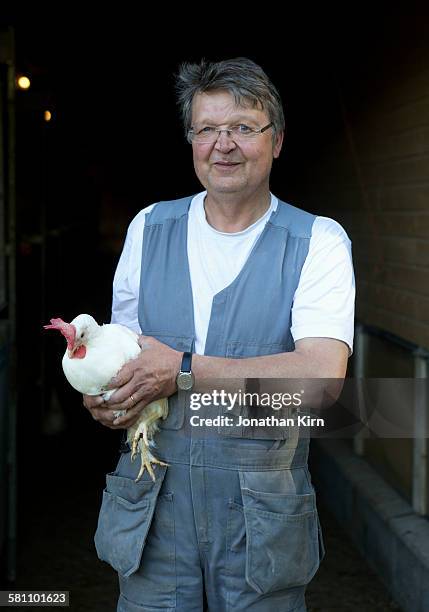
[177, 371, 194, 391]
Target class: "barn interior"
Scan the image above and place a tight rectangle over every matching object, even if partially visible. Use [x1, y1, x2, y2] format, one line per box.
[1, 9, 429, 610]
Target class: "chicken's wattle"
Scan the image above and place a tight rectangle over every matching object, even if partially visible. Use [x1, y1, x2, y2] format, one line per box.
[71, 345, 87, 359]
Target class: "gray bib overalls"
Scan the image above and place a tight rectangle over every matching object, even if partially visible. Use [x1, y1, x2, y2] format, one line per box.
[95, 195, 325, 611]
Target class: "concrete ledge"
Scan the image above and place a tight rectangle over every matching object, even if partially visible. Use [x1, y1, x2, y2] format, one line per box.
[310, 439, 429, 612]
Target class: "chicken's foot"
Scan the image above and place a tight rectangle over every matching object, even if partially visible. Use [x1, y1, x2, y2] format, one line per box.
[131, 432, 168, 482]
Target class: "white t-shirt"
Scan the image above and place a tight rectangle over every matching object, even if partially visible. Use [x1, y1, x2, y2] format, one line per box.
[111, 192, 355, 354]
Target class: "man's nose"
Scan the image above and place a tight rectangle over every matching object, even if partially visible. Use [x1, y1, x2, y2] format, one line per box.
[214, 130, 237, 152]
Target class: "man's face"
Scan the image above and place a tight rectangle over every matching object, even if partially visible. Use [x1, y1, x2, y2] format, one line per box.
[190, 90, 283, 198]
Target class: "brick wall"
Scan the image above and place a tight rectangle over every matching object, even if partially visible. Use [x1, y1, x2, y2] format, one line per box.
[301, 43, 429, 350]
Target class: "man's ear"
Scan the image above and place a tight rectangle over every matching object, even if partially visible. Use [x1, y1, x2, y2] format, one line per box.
[273, 130, 284, 159]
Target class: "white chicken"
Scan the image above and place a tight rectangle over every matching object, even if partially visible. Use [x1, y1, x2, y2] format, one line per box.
[44, 314, 168, 481]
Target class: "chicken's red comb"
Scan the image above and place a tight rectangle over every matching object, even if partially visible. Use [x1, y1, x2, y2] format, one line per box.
[43, 318, 76, 350]
[43, 317, 67, 330]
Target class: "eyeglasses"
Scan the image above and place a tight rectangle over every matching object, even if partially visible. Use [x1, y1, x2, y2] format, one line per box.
[187, 122, 274, 144]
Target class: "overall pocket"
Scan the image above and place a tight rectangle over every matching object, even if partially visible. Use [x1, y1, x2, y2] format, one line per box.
[94, 466, 167, 578]
[237, 471, 321, 594]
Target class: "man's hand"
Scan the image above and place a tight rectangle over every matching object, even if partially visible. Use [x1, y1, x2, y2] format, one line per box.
[82, 394, 124, 429]
[98, 335, 182, 428]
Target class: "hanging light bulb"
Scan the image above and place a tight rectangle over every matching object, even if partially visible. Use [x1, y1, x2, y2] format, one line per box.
[16, 75, 31, 90]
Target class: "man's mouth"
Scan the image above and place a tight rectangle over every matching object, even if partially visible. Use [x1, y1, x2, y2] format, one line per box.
[214, 161, 240, 166]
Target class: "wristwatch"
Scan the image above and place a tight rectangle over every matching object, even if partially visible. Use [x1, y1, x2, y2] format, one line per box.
[176, 351, 195, 391]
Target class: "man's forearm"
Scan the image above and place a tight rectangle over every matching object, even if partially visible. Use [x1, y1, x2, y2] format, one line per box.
[193, 351, 309, 379]
[192, 339, 348, 409]
[193, 338, 348, 381]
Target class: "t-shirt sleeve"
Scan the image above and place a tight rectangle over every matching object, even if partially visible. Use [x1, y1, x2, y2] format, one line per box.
[290, 216, 355, 354]
[110, 204, 155, 333]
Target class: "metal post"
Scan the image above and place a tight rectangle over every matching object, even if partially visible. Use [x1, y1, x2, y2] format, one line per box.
[0, 25, 17, 583]
[7, 27, 16, 583]
[354, 323, 367, 456]
[412, 349, 428, 516]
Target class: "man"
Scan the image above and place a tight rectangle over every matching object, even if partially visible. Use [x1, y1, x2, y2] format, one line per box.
[84, 57, 355, 611]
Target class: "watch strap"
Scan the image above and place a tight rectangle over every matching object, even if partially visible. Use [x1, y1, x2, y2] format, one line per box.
[181, 351, 192, 373]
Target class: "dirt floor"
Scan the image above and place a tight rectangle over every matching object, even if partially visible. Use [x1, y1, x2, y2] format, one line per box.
[2, 421, 403, 612]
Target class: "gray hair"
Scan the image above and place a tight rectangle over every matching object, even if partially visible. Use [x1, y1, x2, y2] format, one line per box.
[175, 57, 285, 141]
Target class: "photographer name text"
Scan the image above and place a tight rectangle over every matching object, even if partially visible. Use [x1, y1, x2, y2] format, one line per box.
[190, 414, 325, 427]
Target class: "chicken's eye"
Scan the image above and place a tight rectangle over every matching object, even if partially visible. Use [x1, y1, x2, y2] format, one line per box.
[80, 332, 84, 338]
